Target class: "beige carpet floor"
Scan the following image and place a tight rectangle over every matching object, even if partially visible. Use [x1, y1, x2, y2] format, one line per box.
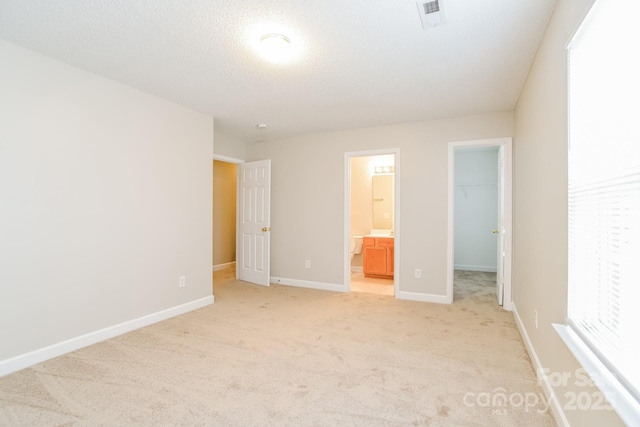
[0, 271, 555, 426]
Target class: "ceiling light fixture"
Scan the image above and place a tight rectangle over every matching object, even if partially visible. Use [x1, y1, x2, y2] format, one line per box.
[259, 33, 292, 63]
[374, 165, 395, 174]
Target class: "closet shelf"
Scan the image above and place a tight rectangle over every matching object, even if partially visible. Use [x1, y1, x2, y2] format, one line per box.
[456, 183, 498, 198]
[455, 183, 498, 187]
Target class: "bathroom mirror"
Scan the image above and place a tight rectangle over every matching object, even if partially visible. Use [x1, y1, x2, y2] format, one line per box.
[372, 174, 394, 230]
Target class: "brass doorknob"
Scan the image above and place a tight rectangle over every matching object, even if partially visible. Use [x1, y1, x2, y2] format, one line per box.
[262, 227, 270, 232]
[492, 229, 499, 234]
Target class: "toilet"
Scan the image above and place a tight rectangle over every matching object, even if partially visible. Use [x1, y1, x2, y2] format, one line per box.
[351, 236, 363, 260]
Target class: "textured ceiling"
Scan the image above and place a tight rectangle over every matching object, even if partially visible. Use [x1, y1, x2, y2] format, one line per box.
[0, 0, 557, 143]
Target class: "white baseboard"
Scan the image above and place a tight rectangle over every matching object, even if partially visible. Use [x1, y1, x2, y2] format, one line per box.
[212, 262, 235, 272]
[512, 303, 569, 427]
[0, 295, 214, 378]
[454, 264, 497, 273]
[396, 290, 450, 304]
[350, 266, 363, 273]
[271, 276, 346, 293]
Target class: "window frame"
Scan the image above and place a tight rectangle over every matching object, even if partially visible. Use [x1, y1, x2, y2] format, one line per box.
[554, 0, 640, 424]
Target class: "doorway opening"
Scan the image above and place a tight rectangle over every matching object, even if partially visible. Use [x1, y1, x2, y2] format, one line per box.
[344, 149, 400, 296]
[447, 138, 512, 309]
[212, 155, 243, 292]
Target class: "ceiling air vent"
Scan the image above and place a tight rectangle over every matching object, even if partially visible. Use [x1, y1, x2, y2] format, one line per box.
[423, 0, 440, 14]
[417, 0, 446, 28]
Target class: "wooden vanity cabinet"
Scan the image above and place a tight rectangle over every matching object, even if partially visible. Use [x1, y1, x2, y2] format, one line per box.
[363, 237, 394, 278]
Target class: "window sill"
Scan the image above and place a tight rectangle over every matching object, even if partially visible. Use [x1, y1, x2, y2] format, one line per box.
[553, 324, 640, 425]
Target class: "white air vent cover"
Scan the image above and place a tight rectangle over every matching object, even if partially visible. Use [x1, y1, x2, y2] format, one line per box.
[417, 0, 446, 28]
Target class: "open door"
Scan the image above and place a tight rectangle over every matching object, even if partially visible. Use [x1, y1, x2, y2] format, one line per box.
[496, 146, 505, 305]
[238, 160, 271, 286]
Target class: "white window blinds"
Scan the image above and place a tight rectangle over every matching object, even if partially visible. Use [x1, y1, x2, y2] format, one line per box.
[567, 0, 640, 404]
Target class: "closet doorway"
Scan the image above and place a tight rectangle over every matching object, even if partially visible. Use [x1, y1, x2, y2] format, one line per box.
[447, 138, 512, 309]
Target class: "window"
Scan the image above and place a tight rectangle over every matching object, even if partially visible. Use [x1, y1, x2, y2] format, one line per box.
[558, 0, 640, 423]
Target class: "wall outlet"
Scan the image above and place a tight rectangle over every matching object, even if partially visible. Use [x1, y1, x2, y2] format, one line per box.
[534, 309, 538, 329]
[179, 276, 186, 288]
[305, 260, 311, 269]
[414, 269, 422, 279]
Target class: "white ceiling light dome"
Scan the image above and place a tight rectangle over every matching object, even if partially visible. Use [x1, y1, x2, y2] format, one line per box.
[259, 33, 294, 64]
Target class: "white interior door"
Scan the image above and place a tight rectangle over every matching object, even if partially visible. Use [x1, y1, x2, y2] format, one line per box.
[496, 146, 505, 305]
[238, 159, 271, 286]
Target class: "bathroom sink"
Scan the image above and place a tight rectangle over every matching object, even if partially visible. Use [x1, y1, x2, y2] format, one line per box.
[366, 230, 394, 237]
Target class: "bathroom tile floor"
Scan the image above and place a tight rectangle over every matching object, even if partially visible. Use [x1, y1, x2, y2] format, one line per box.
[349, 272, 394, 296]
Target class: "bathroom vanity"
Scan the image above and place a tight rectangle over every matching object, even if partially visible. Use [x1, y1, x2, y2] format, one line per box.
[363, 236, 394, 278]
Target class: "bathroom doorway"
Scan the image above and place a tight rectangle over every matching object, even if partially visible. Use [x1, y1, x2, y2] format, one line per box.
[344, 149, 400, 296]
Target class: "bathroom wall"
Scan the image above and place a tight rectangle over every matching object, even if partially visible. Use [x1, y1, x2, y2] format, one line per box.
[350, 157, 373, 268]
[453, 148, 499, 272]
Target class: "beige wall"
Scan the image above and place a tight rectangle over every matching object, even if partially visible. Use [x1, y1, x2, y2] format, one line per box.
[247, 113, 513, 294]
[0, 40, 213, 361]
[214, 126, 247, 161]
[513, 0, 623, 424]
[213, 160, 237, 266]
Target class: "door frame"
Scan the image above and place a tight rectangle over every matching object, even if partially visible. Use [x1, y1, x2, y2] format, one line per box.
[446, 137, 513, 309]
[344, 148, 401, 295]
